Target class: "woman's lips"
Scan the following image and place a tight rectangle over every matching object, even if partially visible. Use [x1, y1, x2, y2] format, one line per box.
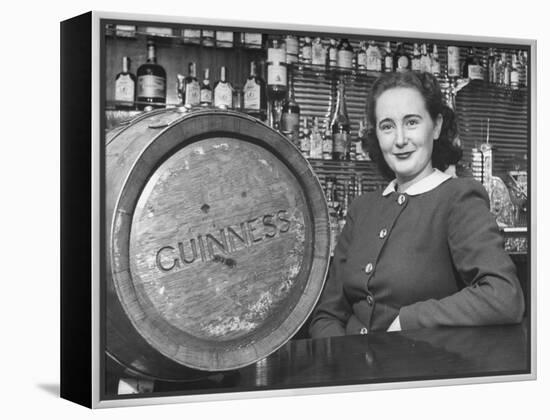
[394, 151, 414, 159]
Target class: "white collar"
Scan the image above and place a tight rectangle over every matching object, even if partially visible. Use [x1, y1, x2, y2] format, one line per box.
[382, 169, 452, 196]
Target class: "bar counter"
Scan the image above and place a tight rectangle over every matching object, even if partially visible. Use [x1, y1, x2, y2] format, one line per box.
[108, 320, 531, 398]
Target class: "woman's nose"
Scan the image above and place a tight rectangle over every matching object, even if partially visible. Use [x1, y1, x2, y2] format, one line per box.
[395, 127, 408, 147]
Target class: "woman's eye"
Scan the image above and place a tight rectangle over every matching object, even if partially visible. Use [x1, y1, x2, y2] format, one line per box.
[380, 123, 393, 131]
[406, 119, 419, 127]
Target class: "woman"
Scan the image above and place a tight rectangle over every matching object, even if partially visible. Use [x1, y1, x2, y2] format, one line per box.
[309, 71, 524, 338]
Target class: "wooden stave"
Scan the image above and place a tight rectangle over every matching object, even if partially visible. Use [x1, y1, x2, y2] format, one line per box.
[106, 109, 330, 377]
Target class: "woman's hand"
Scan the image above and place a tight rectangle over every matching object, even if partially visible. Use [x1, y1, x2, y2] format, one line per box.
[387, 315, 402, 332]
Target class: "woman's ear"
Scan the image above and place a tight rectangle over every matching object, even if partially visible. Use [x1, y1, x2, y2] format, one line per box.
[433, 113, 443, 141]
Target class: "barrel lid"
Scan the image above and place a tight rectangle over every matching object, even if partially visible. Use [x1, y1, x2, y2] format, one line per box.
[109, 110, 329, 371]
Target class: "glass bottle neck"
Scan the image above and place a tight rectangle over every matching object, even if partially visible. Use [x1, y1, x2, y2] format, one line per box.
[122, 56, 129, 73]
[147, 45, 156, 63]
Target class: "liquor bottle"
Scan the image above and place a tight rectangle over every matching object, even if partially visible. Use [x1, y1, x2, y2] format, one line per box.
[243, 61, 267, 121]
[182, 62, 201, 108]
[312, 37, 326, 66]
[357, 41, 368, 71]
[233, 88, 243, 111]
[267, 36, 287, 101]
[467, 47, 484, 81]
[430, 44, 441, 76]
[394, 42, 410, 72]
[285, 35, 299, 65]
[462, 47, 474, 78]
[114, 56, 136, 110]
[299, 116, 311, 158]
[383, 42, 394, 72]
[301, 36, 312, 65]
[201, 30, 215, 47]
[411, 43, 421, 72]
[309, 117, 324, 159]
[176, 74, 185, 106]
[520, 50, 528, 87]
[136, 40, 166, 110]
[327, 38, 338, 69]
[510, 53, 520, 90]
[495, 52, 505, 85]
[215, 31, 234, 48]
[182, 28, 201, 45]
[280, 71, 300, 137]
[447, 46, 460, 78]
[502, 53, 511, 87]
[322, 119, 333, 160]
[213, 66, 233, 109]
[420, 43, 431, 73]
[337, 38, 354, 70]
[200, 68, 212, 107]
[366, 40, 382, 72]
[330, 78, 351, 160]
[487, 48, 496, 84]
[354, 120, 366, 161]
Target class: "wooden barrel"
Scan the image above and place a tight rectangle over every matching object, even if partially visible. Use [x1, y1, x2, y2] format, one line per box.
[106, 109, 330, 378]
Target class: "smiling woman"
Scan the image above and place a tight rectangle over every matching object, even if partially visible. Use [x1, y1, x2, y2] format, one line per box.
[309, 71, 525, 338]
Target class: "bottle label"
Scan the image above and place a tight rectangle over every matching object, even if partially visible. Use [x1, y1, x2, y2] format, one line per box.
[214, 84, 233, 108]
[366, 51, 378, 71]
[267, 64, 287, 86]
[468, 65, 485, 80]
[329, 48, 338, 65]
[137, 75, 166, 99]
[411, 58, 421, 72]
[200, 88, 212, 104]
[511, 70, 520, 85]
[285, 37, 299, 55]
[384, 56, 393, 71]
[268, 47, 286, 64]
[333, 132, 349, 153]
[302, 45, 312, 61]
[185, 80, 201, 106]
[310, 133, 323, 159]
[312, 44, 326, 65]
[397, 56, 409, 71]
[244, 33, 262, 48]
[420, 57, 431, 73]
[281, 113, 300, 133]
[322, 137, 333, 157]
[358, 52, 368, 69]
[243, 80, 260, 110]
[115, 75, 135, 102]
[300, 135, 311, 156]
[337, 50, 353, 68]
[431, 61, 441, 75]
[447, 47, 460, 77]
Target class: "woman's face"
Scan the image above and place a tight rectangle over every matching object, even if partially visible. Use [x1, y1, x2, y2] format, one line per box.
[375, 87, 443, 189]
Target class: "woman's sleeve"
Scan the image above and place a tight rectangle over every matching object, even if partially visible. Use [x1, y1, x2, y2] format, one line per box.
[399, 180, 525, 330]
[308, 202, 355, 339]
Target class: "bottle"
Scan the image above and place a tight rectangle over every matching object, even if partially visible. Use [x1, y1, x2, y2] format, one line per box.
[510, 53, 520, 90]
[520, 50, 528, 87]
[495, 53, 505, 85]
[309, 117, 324, 159]
[267, 37, 287, 101]
[462, 47, 474, 78]
[299, 117, 311, 158]
[466, 47, 484, 81]
[327, 38, 338, 69]
[330, 78, 351, 160]
[430, 44, 440, 76]
[301, 36, 312, 65]
[182, 62, 200, 108]
[502, 53, 511, 87]
[383, 42, 394, 72]
[366, 40, 382, 72]
[420, 44, 431, 73]
[285, 35, 299, 65]
[322, 119, 333, 160]
[200, 68, 213, 107]
[394, 42, 410, 72]
[337, 38, 354, 70]
[312, 37, 326, 67]
[280, 71, 300, 138]
[213, 66, 233, 109]
[487, 48, 496, 84]
[215, 31, 233, 48]
[354, 120, 366, 161]
[114, 56, 136, 109]
[201, 30, 215, 47]
[357, 41, 368, 71]
[411, 43, 421, 72]
[136, 40, 166, 110]
[242, 61, 267, 120]
[447, 46, 460, 78]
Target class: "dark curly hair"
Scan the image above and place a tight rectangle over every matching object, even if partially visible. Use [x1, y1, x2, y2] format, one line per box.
[363, 71, 462, 180]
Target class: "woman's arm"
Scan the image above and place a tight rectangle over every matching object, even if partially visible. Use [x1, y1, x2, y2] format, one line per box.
[398, 180, 525, 330]
[308, 202, 356, 339]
